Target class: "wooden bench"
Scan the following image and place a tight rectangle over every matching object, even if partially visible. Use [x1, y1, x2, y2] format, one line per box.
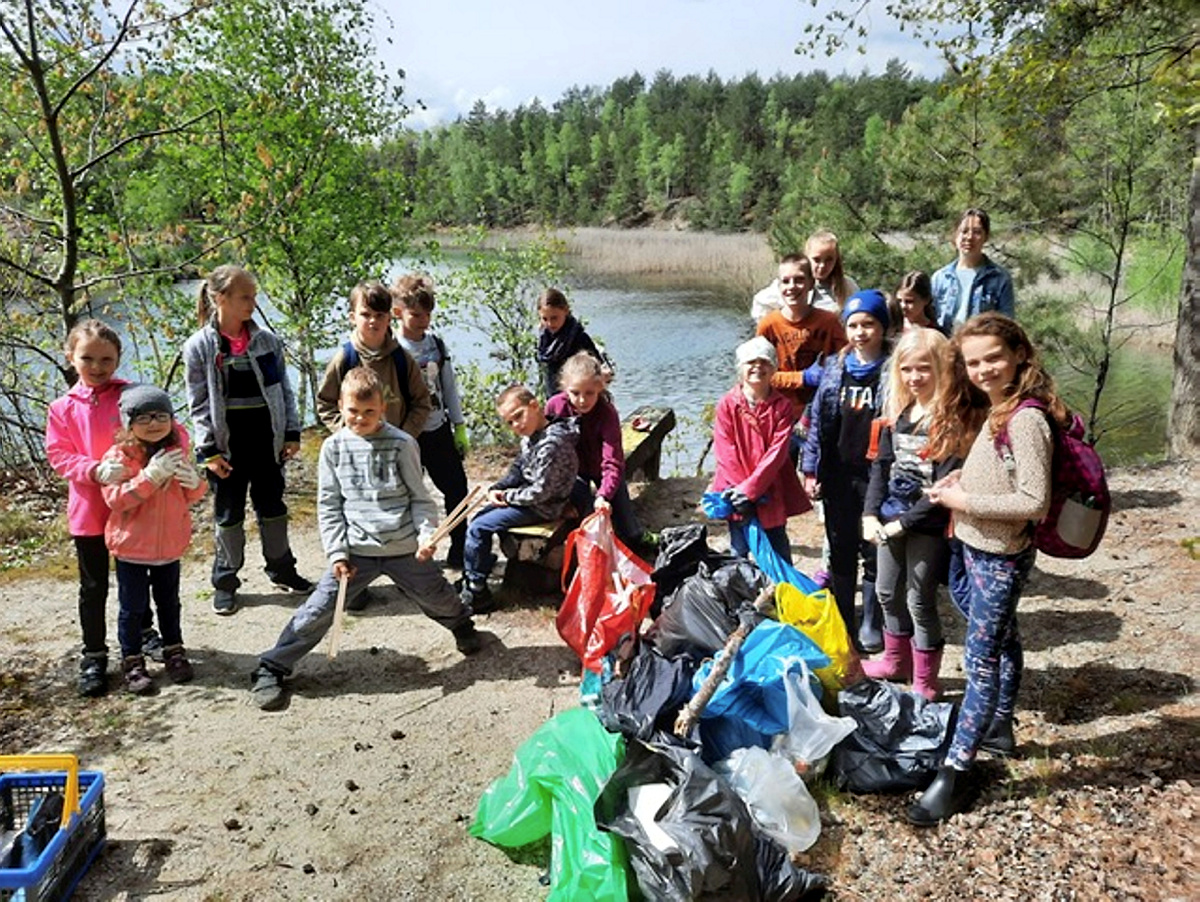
[498, 518, 578, 595]
[621, 405, 676, 481]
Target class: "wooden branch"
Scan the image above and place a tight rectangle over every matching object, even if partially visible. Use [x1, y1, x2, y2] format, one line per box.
[71, 108, 216, 182]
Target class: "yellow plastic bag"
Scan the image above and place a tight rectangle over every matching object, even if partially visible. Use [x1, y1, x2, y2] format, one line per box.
[774, 582, 862, 696]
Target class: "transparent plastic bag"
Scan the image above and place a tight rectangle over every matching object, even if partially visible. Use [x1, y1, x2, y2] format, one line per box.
[771, 660, 858, 779]
[717, 746, 821, 853]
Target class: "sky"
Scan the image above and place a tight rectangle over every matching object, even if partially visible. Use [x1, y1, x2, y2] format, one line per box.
[375, 0, 948, 128]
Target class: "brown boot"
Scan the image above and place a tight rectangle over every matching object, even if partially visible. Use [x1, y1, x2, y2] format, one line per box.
[122, 655, 154, 695]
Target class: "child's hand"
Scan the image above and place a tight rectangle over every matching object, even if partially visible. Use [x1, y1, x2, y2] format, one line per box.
[453, 424, 470, 458]
[415, 544, 435, 562]
[803, 475, 820, 499]
[332, 560, 355, 580]
[206, 456, 233, 479]
[281, 441, 300, 462]
[928, 482, 968, 512]
[174, 457, 203, 490]
[144, 448, 182, 485]
[862, 515, 883, 543]
[593, 496, 612, 513]
[487, 489, 507, 506]
[882, 521, 904, 540]
[94, 460, 128, 485]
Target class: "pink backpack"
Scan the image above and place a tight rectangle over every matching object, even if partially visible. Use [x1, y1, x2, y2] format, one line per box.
[994, 399, 1111, 558]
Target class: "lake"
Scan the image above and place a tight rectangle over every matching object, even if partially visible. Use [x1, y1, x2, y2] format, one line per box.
[427, 273, 1174, 472]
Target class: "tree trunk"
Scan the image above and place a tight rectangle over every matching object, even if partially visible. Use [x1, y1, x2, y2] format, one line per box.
[1168, 124, 1199, 460]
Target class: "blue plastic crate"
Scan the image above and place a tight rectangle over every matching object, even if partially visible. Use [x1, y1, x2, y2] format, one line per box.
[0, 764, 105, 902]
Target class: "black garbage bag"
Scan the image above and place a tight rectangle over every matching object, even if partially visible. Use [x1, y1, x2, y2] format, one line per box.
[595, 739, 827, 902]
[650, 523, 738, 616]
[831, 678, 957, 794]
[646, 559, 770, 657]
[598, 644, 701, 749]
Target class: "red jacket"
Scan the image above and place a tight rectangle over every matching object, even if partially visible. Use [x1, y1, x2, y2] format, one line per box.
[711, 386, 810, 529]
[101, 427, 207, 564]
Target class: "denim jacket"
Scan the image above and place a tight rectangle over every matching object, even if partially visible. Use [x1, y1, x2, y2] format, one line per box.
[801, 351, 890, 479]
[931, 256, 1015, 333]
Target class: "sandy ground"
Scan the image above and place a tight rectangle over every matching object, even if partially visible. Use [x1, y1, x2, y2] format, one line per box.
[1, 460, 1197, 900]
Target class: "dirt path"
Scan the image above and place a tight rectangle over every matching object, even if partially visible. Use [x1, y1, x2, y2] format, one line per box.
[1, 461, 1196, 900]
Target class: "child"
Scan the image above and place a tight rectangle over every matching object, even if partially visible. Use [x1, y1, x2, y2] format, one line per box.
[805, 230, 860, 314]
[100, 386, 207, 694]
[930, 208, 1016, 334]
[860, 329, 959, 698]
[45, 319, 159, 696]
[756, 254, 847, 430]
[392, 273, 470, 568]
[887, 271, 941, 334]
[535, 287, 605, 399]
[545, 351, 645, 547]
[459, 385, 579, 613]
[317, 280, 432, 439]
[710, 336, 810, 563]
[249, 367, 481, 711]
[909, 313, 1064, 826]
[183, 264, 314, 616]
[801, 290, 891, 653]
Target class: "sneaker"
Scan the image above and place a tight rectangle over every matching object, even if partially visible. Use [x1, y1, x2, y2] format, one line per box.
[122, 656, 154, 695]
[250, 664, 287, 711]
[212, 587, 238, 616]
[77, 656, 108, 698]
[460, 581, 495, 616]
[271, 571, 315, 594]
[453, 622, 482, 655]
[162, 645, 194, 684]
[142, 629, 166, 663]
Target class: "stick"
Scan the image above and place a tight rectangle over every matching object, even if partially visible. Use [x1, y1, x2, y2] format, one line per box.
[327, 572, 349, 659]
[427, 489, 486, 548]
[673, 583, 777, 737]
[440, 485, 484, 536]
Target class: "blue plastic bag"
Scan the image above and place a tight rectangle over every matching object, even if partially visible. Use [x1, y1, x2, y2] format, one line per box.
[745, 519, 821, 594]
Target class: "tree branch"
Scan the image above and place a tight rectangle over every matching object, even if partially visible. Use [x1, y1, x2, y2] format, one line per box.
[71, 108, 217, 182]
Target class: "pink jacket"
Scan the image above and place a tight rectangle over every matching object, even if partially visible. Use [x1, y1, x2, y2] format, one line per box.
[45, 378, 130, 537]
[711, 386, 810, 529]
[545, 392, 626, 500]
[101, 427, 207, 564]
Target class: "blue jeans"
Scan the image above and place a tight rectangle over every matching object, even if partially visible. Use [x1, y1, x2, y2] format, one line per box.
[116, 559, 182, 658]
[463, 504, 543, 585]
[259, 553, 469, 675]
[946, 543, 1035, 769]
[729, 522, 792, 565]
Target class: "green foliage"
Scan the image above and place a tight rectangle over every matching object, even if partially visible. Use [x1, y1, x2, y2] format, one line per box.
[434, 232, 566, 445]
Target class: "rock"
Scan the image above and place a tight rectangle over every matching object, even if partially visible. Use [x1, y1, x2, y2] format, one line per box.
[346, 779, 359, 791]
[305, 803, 319, 816]
[223, 818, 241, 831]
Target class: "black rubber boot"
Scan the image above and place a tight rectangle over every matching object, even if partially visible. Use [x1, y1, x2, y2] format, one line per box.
[857, 579, 883, 653]
[907, 765, 971, 827]
[980, 715, 1017, 757]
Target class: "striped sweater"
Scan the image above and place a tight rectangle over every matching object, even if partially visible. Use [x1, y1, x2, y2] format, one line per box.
[317, 423, 438, 563]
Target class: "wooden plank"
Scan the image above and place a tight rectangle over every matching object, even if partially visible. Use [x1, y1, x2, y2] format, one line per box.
[622, 405, 676, 481]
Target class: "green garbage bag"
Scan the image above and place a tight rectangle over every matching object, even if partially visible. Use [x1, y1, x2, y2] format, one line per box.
[471, 707, 629, 901]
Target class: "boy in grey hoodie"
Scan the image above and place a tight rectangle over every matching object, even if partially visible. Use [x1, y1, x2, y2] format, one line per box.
[250, 368, 478, 711]
[460, 385, 579, 613]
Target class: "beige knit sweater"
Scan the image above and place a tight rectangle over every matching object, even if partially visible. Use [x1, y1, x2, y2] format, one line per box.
[953, 407, 1053, 555]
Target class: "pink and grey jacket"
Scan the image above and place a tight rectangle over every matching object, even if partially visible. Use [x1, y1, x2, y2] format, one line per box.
[45, 377, 130, 537]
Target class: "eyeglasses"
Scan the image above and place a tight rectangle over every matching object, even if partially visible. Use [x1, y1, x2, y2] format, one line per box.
[132, 411, 172, 425]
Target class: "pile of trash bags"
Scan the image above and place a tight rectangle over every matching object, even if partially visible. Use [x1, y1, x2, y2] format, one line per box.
[471, 515, 958, 901]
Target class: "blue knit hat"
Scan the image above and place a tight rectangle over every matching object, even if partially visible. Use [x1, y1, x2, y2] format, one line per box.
[841, 289, 890, 329]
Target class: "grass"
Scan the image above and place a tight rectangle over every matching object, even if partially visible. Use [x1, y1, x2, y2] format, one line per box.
[494, 226, 777, 297]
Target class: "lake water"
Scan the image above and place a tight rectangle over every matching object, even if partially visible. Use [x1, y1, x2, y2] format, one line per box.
[429, 274, 1174, 472]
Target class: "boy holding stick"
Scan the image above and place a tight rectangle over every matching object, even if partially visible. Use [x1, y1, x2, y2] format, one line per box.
[250, 368, 480, 711]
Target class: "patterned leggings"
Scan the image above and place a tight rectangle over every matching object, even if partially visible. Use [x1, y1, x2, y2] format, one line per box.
[946, 542, 1035, 769]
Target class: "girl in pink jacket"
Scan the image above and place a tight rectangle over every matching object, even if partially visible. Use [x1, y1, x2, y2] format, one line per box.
[45, 319, 157, 697]
[710, 336, 810, 564]
[101, 386, 207, 694]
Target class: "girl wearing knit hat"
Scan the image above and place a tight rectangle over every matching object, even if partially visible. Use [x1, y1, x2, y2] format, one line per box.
[801, 290, 891, 653]
[100, 385, 208, 694]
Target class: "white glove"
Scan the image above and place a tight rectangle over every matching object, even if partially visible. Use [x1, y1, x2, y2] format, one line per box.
[94, 460, 128, 485]
[143, 448, 183, 486]
[174, 456, 203, 490]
